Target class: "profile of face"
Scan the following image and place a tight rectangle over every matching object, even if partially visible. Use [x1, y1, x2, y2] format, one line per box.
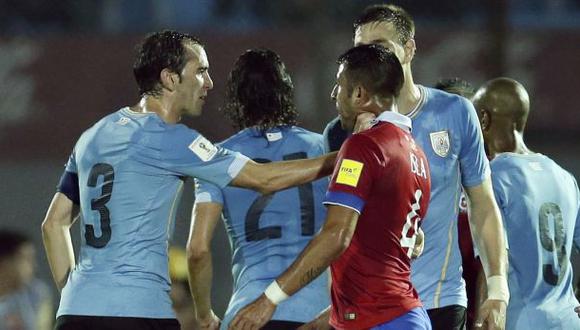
[354, 22, 413, 66]
[173, 43, 214, 117]
[331, 63, 359, 132]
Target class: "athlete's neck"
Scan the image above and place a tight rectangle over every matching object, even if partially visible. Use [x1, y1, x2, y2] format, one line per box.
[396, 68, 421, 116]
[488, 130, 534, 159]
[130, 96, 181, 124]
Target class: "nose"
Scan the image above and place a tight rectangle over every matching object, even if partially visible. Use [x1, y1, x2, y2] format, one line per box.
[205, 72, 214, 90]
[330, 85, 337, 100]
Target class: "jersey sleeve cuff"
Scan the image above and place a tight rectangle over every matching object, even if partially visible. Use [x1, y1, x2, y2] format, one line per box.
[323, 191, 365, 214]
[225, 153, 251, 185]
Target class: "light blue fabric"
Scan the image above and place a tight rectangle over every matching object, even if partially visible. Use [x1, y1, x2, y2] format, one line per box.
[491, 153, 580, 330]
[195, 126, 330, 329]
[409, 86, 490, 309]
[57, 107, 247, 318]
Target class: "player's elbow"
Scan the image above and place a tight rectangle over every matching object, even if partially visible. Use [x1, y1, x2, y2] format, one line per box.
[186, 243, 211, 265]
[41, 215, 61, 236]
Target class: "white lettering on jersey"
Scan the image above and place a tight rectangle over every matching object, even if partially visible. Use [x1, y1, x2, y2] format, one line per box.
[188, 135, 218, 162]
[400, 189, 423, 258]
[410, 152, 427, 179]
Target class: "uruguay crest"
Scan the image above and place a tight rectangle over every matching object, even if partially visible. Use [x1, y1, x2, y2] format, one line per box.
[429, 130, 450, 157]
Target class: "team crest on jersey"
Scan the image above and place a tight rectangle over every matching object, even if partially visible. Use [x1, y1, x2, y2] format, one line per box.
[188, 135, 218, 162]
[336, 159, 364, 187]
[429, 130, 450, 157]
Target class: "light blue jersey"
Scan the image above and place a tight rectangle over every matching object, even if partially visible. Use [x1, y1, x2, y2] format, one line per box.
[409, 86, 490, 309]
[57, 107, 248, 319]
[195, 126, 330, 329]
[491, 153, 580, 330]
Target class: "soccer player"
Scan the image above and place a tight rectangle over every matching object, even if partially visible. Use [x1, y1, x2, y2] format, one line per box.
[0, 230, 52, 330]
[41, 31, 336, 330]
[472, 77, 580, 329]
[187, 48, 331, 330]
[323, 5, 510, 329]
[230, 44, 432, 330]
[434, 78, 484, 330]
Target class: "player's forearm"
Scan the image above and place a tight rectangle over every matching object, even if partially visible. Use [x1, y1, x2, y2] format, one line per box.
[470, 203, 507, 278]
[276, 227, 348, 296]
[42, 221, 75, 291]
[263, 152, 337, 194]
[187, 249, 214, 319]
[235, 152, 337, 194]
[466, 179, 508, 278]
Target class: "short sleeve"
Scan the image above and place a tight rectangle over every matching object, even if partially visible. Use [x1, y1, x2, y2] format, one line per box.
[322, 116, 350, 153]
[160, 126, 249, 188]
[64, 149, 78, 174]
[194, 178, 224, 205]
[323, 134, 380, 214]
[458, 98, 490, 187]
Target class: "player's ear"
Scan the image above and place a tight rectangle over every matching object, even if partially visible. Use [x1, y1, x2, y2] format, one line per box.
[352, 85, 369, 106]
[479, 109, 491, 131]
[403, 39, 416, 64]
[160, 68, 179, 92]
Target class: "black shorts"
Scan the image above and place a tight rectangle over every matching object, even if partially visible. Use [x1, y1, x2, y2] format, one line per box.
[261, 320, 304, 330]
[427, 305, 466, 330]
[55, 315, 180, 330]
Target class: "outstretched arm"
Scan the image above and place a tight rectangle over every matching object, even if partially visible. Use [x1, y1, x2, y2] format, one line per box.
[231, 152, 337, 195]
[229, 205, 358, 330]
[187, 202, 222, 330]
[41, 192, 79, 291]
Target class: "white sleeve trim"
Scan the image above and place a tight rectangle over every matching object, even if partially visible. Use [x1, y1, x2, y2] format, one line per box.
[322, 201, 362, 215]
[228, 153, 251, 179]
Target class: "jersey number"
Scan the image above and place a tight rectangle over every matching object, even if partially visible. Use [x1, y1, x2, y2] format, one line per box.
[85, 163, 115, 248]
[400, 189, 423, 258]
[539, 202, 568, 286]
[245, 152, 315, 241]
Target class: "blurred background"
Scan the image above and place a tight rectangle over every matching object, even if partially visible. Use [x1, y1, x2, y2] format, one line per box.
[1, 0, 579, 327]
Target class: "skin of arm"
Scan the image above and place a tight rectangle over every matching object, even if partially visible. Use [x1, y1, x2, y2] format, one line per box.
[41, 192, 79, 292]
[229, 205, 358, 330]
[465, 177, 509, 329]
[186, 202, 222, 329]
[231, 152, 337, 195]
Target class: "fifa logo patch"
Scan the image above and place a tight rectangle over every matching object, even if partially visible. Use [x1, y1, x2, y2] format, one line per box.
[188, 135, 218, 162]
[429, 130, 450, 157]
[336, 159, 363, 187]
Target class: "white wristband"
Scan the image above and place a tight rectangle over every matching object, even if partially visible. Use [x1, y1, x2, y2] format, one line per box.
[486, 275, 510, 303]
[264, 280, 289, 305]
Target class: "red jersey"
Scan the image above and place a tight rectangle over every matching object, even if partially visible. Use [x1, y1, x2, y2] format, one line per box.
[324, 112, 431, 330]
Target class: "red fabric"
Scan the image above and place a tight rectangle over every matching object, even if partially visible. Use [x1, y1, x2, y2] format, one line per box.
[327, 122, 431, 330]
[457, 197, 483, 330]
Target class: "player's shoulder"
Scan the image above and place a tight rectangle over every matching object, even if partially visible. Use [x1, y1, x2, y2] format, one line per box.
[423, 86, 473, 115]
[287, 126, 323, 143]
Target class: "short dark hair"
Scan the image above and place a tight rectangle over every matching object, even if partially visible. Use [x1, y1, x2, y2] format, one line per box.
[354, 4, 415, 45]
[338, 44, 404, 99]
[0, 229, 30, 260]
[434, 77, 476, 99]
[222, 48, 297, 132]
[133, 30, 202, 97]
